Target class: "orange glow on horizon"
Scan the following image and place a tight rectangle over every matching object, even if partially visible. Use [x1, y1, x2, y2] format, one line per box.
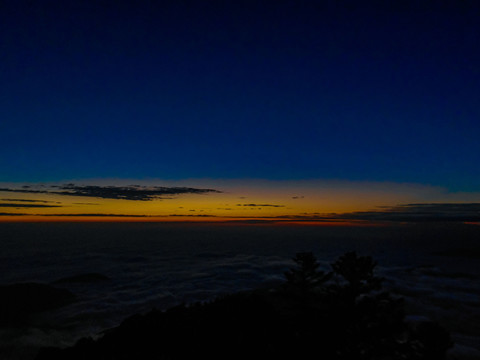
[0, 215, 387, 226]
[2, 179, 480, 224]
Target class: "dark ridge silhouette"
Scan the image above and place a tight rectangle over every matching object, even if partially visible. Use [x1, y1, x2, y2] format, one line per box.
[53, 273, 110, 284]
[36, 252, 453, 360]
[0, 283, 75, 326]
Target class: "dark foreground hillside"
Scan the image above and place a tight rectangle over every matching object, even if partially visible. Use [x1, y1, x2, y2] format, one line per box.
[36, 252, 452, 360]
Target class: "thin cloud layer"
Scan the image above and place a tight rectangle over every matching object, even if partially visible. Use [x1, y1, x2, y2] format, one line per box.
[168, 214, 217, 217]
[334, 203, 480, 222]
[0, 203, 62, 208]
[41, 213, 150, 217]
[236, 204, 285, 208]
[241, 203, 480, 223]
[1, 203, 479, 223]
[0, 184, 222, 201]
[0, 198, 56, 203]
[55, 185, 221, 200]
[0, 213, 218, 218]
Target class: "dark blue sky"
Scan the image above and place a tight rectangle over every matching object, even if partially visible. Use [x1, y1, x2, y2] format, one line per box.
[1, 1, 479, 191]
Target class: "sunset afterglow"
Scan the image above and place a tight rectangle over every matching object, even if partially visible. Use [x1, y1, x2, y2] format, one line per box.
[2, 179, 479, 224]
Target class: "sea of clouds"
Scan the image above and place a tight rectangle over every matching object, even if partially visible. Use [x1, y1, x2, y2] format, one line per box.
[1, 223, 479, 359]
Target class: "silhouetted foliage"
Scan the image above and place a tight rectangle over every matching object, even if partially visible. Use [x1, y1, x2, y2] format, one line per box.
[331, 251, 382, 294]
[36, 252, 453, 360]
[327, 251, 385, 320]
[283, 252, 331, 300]
[410, 321, 454, 360]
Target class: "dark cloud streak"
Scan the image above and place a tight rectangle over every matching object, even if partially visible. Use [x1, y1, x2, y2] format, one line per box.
[54, 185, 221, 200]
[0, 188, 50, 195]
[0, 198, 55, 203]
[0, 203, 62, 208]
[236, 204, 285, 207]
[334, 203, 480, 223]
[0, 184, 222, 201]
[41, 213, 149, 217]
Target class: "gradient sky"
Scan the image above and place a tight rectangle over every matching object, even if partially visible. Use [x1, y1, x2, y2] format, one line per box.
[1, 1, 479, 222]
